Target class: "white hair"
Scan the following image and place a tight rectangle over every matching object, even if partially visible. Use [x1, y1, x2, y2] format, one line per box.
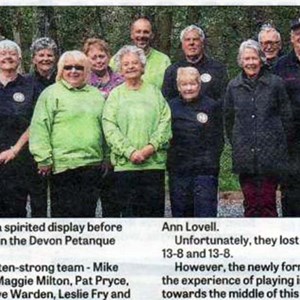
[237, 39, 266, 67]
[180, 25, 205, 42]
[114, 45, 146, 72]
[258, 24, 281, 43]
[0, 40, 22, 58]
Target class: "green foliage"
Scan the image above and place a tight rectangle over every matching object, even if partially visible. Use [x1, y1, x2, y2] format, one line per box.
[219, 143, 240, 192]
[0, 6, 296, 192]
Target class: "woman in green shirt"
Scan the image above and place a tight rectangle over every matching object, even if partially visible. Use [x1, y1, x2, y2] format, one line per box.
[102, 45, 172, 217]
[30, 50, 105, 217]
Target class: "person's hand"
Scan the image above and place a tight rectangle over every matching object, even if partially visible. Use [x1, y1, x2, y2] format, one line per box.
[140, 144, 155, 160]
[0, 148, 17, 164]
[130, 150, 145, 164]
[38, 165, 52, 176]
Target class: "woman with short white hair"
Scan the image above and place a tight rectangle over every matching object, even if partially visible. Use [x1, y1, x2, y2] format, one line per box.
[30, 50, 105, 217]
[102, 45, 171, 217]
[224, 39, 292, 217]
[168, 66, 223, 217]
[0, 39, 42, 217]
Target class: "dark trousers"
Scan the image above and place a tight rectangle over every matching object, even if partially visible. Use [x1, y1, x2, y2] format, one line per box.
[28, 163, 48, 217]
[50, 166, 101, 217]
[115, 170, 165, 217]
[0, 160, 47, 218]
[281, 174, 300, 217]
[239, 174, 278, 217]
[100, 170, 120, 217]
[169, 173, 218, 217]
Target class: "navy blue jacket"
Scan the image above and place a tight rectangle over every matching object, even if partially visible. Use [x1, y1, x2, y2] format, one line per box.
[26, 69, 56, 96]
[275, 50, 300, 173]
[162, 55, 228, 104]
[0, 74, 39, 151]
[167, 94, 223, 175]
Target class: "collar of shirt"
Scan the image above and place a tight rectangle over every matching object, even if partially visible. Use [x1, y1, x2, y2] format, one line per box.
[60, 79, 89, 91]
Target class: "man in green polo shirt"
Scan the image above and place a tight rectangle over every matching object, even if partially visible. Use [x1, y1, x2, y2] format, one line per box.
[111, 17, 171, 90]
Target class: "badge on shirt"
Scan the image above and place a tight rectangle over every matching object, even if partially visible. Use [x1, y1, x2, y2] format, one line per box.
[197, 112, 208, 124]
[13, 92, 25, 103]
[200, 73, 212, 83]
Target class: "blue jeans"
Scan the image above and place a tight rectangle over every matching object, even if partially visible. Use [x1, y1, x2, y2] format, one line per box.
[169, 173, 218, 217]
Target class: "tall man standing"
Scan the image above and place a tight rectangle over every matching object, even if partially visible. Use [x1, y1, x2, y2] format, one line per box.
[162, 25, 227, 103]
[275, 18, 300, 217]
[111, 17, 171, 90]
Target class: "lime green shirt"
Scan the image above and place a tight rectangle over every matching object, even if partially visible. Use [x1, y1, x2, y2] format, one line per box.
[110, 47, 171, 90]
[102, 82, 172, 171]
[29, 80, 105, 174]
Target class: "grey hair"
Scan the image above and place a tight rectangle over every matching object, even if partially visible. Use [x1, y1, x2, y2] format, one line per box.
[30, 37, 58, 57]
[180, 25, 205, 42]
[176, 67, 201, 85]
[0, 40, 22, 58]
[237, 39, 266, 67]
[258, 24, 281, 43]
[114, 45, 146, 72]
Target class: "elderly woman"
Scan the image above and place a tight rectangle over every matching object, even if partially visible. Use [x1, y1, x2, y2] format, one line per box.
[0, 40, 41, 217]
[83, 38, 124, 217]
[83, 38, 123, 99]
[224, 39, 292, 217]
[102, 45, 171, 217]
[167, 67, 223, 217]
[25, 37, 58, 217]
[30, 50, 105, 217]
[28, 37, 58, 93]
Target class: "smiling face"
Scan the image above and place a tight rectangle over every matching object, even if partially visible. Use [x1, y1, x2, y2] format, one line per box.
[259, 30, 281, 61]
[178, 75, 201, 102]
[120, 52, 144, 81]
[241, 48, 262, 78]
[0, 48, 21, 72]
[86, 45, 110, 74]
[33, 48, 56, 76]
[182, 29, 204, 61]
[130, 19, 153, 53]
[62, 57, 86, 88]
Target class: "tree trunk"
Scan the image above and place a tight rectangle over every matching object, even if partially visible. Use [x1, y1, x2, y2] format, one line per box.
[154, 7, 173, 56]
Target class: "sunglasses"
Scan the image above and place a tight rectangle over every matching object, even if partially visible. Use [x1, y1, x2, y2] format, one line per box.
[63, 65, 84, 71]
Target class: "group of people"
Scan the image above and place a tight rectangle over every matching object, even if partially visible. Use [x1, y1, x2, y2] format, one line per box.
[1, 16, 300, 218]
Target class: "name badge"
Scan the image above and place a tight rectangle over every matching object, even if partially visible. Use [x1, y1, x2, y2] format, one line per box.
[197, 112, 208, 124]
[200, 73, 212, 83]
[13, 92, 25, 103]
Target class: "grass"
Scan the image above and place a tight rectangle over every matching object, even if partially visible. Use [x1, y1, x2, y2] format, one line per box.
[219, 143, 240, 192]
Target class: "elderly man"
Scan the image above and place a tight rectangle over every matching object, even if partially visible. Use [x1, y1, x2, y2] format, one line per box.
[162, 25, 227, 102]
[111, 17, 171, 89]
[258, 24, 282, 70]
[275, 18, 300, 217]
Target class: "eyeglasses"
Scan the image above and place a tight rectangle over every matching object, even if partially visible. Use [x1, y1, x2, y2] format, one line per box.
[260, 41, 280, 47]
[63, 65, 84, 71]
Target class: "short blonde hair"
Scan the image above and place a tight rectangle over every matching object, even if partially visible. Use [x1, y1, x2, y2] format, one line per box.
[176, 67, 201, 86]
[56, 50, 91, 84]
